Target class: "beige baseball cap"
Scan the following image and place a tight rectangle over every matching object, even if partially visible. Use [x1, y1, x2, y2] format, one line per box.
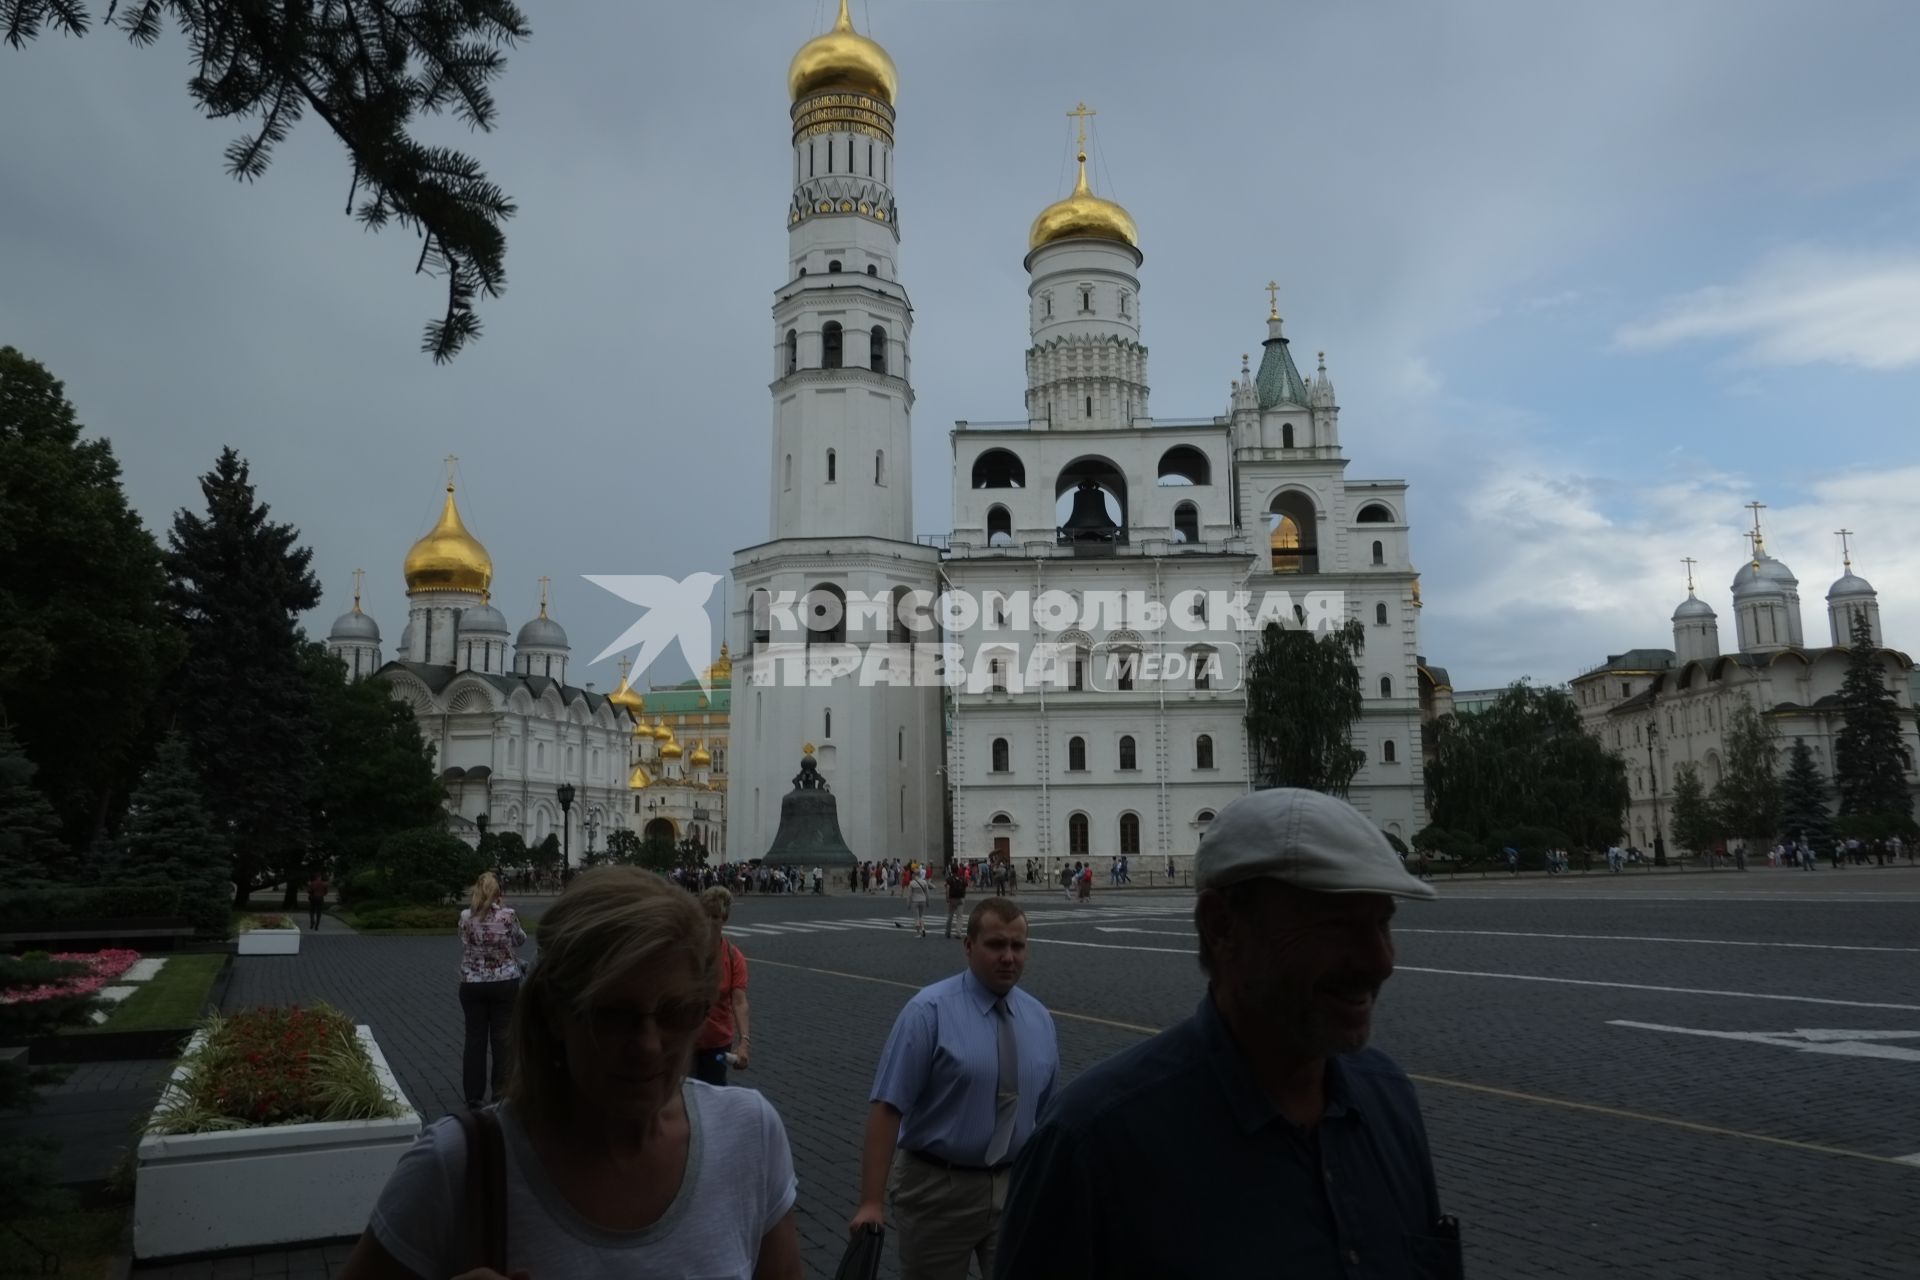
[1196, 788, 1438, 900]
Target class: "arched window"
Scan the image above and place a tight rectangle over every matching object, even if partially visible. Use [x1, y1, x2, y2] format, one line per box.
[822, 321, 843, 368]
[1195, 734, 1214, 769]
[1069, 812, 1090, 855]
[1173, 501, 1199, 543]
[870, 326, 887, 373]
[875, 450, 886, 485]
[991, 738, 1010, 772]
[826, 449, 837, 482]
[972, 449, 1026, 489]
[785, 328, 798, 375]
[1119, 735, 1137, 771]
[1372, 540, 1385, 565]
[989, 657, 1007, 693]
[1282, 422, 1295, 448]
[827, 259, 842, 273]
[1357, 503, 1395, 523]
[898, 728, 904, 761]
[1190, 646, 1214, 690]
[1197, 809, 1215, 827]
[824, 708, 833, 738]
[1115, 650, 1137, 692]
[1068, 736, 1087, 771]
[805, 583, 846, 645]
[1157, 447, 1211, 486]
[1380, 675, 1393, 698]
[783, 453, 793, 490]
[1375, 602, 1387, 625]
[752, 588, 772, 647]
[1119, 812, 1140, 855]
[987, 505, 1013, 547]
[1383, 739, 1397, 763]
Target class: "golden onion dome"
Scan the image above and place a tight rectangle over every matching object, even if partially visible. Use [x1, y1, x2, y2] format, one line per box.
[690, 741, 712, 768]
[403, 485, 493, 595]
[1028, 151, 1138, 253]
[661, 739, 684, 760]
[607, 674, 645, 718]
[628, 763, 653, 789]
[651, 717, 670, 740]
[704, 643, 733, 686]
[789, 0, 897, 105]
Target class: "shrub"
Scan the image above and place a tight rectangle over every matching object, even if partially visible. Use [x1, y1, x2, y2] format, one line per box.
[0, 885, 183, 926]
[146, 1004, 403, 1134]
[374, 828, 489, 906]
[349, 904, 460, 931]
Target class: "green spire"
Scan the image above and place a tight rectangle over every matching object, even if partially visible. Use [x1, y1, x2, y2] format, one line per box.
[1254, 313, 1310, 408]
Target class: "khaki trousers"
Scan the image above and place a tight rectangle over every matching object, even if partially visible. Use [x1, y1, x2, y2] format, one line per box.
[888, 1150, 1009, 1280]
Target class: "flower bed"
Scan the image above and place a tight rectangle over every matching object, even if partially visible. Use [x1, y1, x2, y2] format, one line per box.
[136, 1006, 419, 1258]
[0, 949, 141, 1005]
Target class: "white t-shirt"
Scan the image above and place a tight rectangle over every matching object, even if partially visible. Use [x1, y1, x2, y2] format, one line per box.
[370, 1082, 796, 1279]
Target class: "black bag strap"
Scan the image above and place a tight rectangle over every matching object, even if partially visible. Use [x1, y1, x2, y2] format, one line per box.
[456, 1109, 508, 1273]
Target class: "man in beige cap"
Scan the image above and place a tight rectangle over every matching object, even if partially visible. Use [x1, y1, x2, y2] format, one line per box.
[993, 788, 1458, 1279]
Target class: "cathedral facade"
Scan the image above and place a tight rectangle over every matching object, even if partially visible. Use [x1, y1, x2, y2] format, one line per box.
[726, 3, 1436, 872]
[1570, 521, 1920, 852]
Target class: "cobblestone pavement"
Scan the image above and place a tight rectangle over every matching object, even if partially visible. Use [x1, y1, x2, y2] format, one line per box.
[127, 868, 1920, 1277]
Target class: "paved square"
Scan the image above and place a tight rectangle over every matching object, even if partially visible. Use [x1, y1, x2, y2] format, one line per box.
[162, 869, 1920, 1277]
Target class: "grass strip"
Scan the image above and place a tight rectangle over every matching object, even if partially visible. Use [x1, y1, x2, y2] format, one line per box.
[74, 954, 225, 1035]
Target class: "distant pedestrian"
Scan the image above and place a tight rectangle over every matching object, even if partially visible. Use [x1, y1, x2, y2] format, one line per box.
[456, 872, 526, 1110]
[908, 871, 931, 937]
[944, 865, 969, 938]
[850, 898, 1059, 1280]
[994, 788, 1453, 1279]
[305, 869, 329, 931]
[693, 887, 751, 1086]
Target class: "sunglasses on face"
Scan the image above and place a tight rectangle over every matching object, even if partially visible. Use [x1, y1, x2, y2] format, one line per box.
[584, 998, 709, 1038]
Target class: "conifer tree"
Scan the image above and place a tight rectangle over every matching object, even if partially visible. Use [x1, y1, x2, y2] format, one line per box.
[0, 724, 71, 885]
[4, 2, 531, 361]
[1668, 762, 1719, 858]
[1776, 738, 1834, 849]
[1833, 609, 1916, 837]
[117, 731, 231, 933]
[164, 449, 322, 906]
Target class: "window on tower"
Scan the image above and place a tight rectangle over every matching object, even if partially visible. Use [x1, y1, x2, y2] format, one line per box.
[1068, 736, 1087, 771]
[1372, 540, 1385, 565]
[987, 505, 1013, 547]
[1380, 675, 1393, 698]
[826, 449, 837, 482]
[867, 142, 873, 175]
[1081, 288, 1092, 312]
[822, 322, 843, 368]
[875, 450, 885, 484]
[828, 260, 843, 273]
[870, 325, 887, 373]
[1376, 602, 1388, 625]
[1282, 423, 1295, 448]
[1119, 736, 1138, 771]
[785, 328, 798, 375]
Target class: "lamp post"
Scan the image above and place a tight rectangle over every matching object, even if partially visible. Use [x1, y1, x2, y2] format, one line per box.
[585, 808, 600, 866]
[556, 783, 576, 874]
[475, 811, 490, 859]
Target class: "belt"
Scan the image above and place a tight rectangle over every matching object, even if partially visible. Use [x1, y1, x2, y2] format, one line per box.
[905, 1148, 1011, 1174]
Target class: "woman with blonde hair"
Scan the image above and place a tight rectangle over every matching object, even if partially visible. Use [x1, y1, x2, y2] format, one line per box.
[343, 867, 802, 1280]
[456, 871, 526, 1110]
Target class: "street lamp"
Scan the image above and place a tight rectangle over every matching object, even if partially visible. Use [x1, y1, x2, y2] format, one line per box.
[556, 783, 576, 873]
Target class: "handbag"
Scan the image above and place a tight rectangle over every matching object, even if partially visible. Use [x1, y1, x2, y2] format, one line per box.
[456, 1109, 508, 1273]
[833, 1224, 885, 1280]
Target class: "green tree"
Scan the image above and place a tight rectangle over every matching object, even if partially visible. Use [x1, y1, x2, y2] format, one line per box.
[0, 724, 71, 885]
[0, 347, 182, 848]
[303, 646, 444, 880]
[486, 830, 529, 872]
[4, 2, 531, 361]
[1716, 700, 1780, 846]
[164, 448, 323, 907]
[531, 832, 562, 872]
[115, 731, 230, 934]
[1777, 738, 1834, 849]
[1833, 610, 1916, 838]
[372, 826, 486, 905]
[1426, 682, 1628, 851]
[1243, 619, 1366, 796]
[603, 828, 643, 866]
[1668, 762, 1719, 858]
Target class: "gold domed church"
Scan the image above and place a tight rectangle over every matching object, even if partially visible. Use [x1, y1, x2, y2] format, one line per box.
[327, 478, 730, 862]
[728, 5, 1439, 874]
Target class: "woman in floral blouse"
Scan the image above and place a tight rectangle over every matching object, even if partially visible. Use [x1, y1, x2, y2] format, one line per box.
[458, 871, 527, 1109]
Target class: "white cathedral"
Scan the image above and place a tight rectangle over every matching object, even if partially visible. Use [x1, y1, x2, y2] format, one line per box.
[1571, 516, 1920, 853]
[725, 3, 1437, 872]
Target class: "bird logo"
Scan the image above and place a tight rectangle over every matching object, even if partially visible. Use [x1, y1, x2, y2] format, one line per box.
[586, 573, 725, 692]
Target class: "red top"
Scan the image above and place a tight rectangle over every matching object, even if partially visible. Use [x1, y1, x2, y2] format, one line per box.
[698, 940, 748, 1051]
[307, 877, 328, 900]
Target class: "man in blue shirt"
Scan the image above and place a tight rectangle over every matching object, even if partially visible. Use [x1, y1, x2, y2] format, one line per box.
[851, 897, 1060, 1280]
[994, 788, 1460, 1279]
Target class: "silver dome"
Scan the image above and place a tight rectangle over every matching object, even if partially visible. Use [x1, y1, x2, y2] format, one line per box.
[1671, 594, 1716, 622]
[1827, 571, 1876, 601]
[516, 615, 570, 650]
[459, 603, 511, 635]
[1730, 553, 1796, 598]
[328, 609, 381, 642]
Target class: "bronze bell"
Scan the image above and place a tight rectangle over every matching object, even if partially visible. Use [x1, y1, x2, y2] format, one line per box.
[1062, 480, 1119, 541]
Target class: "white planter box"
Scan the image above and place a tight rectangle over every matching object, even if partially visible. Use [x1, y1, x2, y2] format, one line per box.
[134, 1025, 421, 1259]
[237, 924, 300, 955]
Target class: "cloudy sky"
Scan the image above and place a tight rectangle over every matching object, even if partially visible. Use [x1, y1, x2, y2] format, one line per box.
[6, 0, 1919, 692]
